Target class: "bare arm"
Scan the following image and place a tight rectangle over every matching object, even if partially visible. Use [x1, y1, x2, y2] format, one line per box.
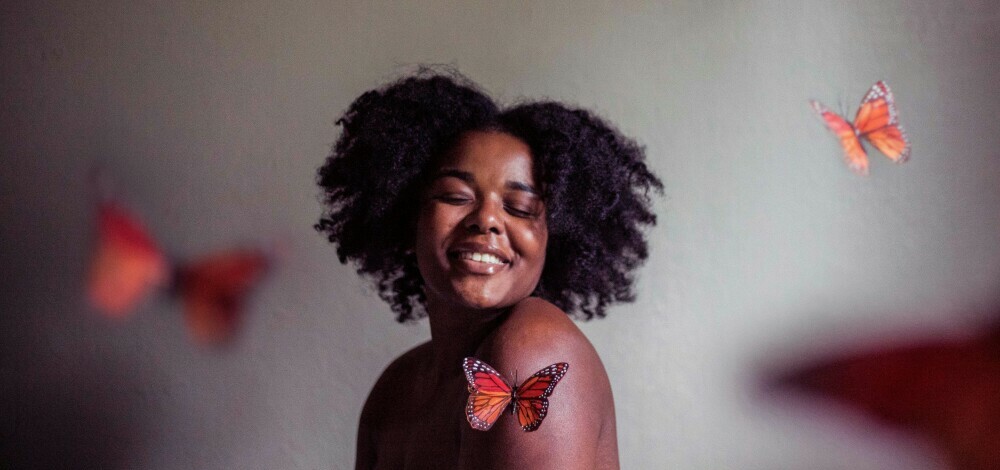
[458, 297, 617, 469]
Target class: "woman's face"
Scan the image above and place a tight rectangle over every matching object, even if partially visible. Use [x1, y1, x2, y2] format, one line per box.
[415, 130, 548, 313]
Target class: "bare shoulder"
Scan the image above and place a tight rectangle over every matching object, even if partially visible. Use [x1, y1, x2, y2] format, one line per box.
[356, 341, 432, 469]
[481, 297, 607, 386]
[362, 341, 432, 420]
[379, 341, 433, 384]
[460, 297, 617, 469]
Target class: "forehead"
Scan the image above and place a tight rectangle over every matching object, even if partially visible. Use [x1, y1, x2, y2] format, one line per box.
[436, 131, 536, 182]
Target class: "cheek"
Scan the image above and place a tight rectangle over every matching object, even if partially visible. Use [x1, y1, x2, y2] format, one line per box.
[414, 205, 459, 256]
[516, 223, 549, 267]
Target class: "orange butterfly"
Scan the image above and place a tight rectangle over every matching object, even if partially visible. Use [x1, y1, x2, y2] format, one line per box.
[462, 357, 569, 432]
[88, 201, 170, 317]
[88, 202, 271, 344]
[810, 80, 911, 175]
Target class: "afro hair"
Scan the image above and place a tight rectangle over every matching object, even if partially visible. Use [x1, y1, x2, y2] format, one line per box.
[317, 69, 662, 322]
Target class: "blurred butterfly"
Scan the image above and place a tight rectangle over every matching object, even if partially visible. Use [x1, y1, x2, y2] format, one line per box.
[810, 80, 911, 175]
[88, 201, 272, 344]
[772, 323, 1000, 470]
[462, 357, 569, 432]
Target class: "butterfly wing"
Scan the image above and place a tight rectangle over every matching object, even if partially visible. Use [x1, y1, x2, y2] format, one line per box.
[775, 325, 1000, 470]
[514, 362, 569, 432]
[462, 357, 513, 431]
[810, 100, 869, 175]
[88, 202, 169, 317]
[853, 81, 911, 163]
[175, 249, 270, 344]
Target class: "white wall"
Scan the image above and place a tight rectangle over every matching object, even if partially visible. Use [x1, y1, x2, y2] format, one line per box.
[2, 1, 998, 468]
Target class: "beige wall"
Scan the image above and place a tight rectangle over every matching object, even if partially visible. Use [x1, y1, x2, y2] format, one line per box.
[3, 1, 998, 468]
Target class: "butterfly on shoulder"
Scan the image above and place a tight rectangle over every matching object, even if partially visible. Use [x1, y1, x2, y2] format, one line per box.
[810, 80, 911, 175]
[461, 357, 569, 432]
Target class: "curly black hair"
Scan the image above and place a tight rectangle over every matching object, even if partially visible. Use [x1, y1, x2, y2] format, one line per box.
[316, 69, 662, 322]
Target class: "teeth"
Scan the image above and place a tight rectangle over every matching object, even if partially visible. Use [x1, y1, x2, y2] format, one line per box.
[459, 252, 505, 265]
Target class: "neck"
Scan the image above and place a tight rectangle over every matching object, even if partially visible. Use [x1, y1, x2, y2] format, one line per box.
[425, 296, 508, 376]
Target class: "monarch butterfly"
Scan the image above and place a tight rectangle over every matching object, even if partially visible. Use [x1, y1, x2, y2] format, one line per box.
[810, 80, 911, 175]
[88, 201, 271, 344]
[462, 357, 569, 432]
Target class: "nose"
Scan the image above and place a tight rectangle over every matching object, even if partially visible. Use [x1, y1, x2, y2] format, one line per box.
[464, 198, 503, 235]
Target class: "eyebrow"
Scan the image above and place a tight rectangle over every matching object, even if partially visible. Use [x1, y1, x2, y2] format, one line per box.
[432, 169, 539, 195]
[506, 181, 539, 195]
[432, 169, 474, 184]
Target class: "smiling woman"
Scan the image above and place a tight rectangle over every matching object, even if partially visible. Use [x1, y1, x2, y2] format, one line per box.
[416, 131, 548, 312]
[316, 69, 661, 469]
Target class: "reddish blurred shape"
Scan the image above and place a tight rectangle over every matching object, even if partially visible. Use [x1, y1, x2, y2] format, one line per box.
[88, 202, 169, 317]
[775, 325, 1000, 470]
[87, 200, 272, 344]
[176, 250, 270, 344]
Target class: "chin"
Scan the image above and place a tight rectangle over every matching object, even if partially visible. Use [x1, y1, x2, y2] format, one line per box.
[450, 284, 514, 311]
[454, 294, 507, 312]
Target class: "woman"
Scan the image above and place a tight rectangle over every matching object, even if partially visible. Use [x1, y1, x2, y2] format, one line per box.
[317, 69, 661, 469]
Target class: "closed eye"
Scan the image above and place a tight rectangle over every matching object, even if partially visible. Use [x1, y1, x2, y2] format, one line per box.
[505, 205, 535, 218]
[504, 194, 543, 219]
[434, 194, 472, 205]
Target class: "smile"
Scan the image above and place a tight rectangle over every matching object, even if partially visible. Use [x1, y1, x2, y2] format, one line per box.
[456, 252, 507, 265]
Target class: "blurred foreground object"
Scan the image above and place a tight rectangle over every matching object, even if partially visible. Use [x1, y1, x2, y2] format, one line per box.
[88, 203, 169, 316]
[773, 324, 1000, 470]
[87, 201, 272, 345]
[175, 249, 270, 344]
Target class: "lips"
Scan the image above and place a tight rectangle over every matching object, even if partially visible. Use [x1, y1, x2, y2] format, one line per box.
[457, 251, 505, 265]
[448, 242, 511, 274]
